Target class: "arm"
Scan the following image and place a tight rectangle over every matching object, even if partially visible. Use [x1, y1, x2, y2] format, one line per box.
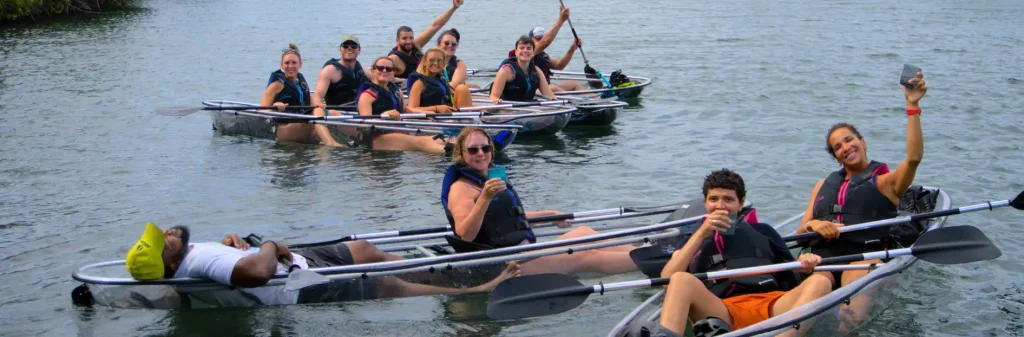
[797, 180, 824, 234]
[406, 80, 428, 111]
[260, 81, 286, 111]
[357, 91, 377, 116]
[535, 6, 569, 54]
[229, 241, 282, 288]
[798, 179, 843, 239]
[661, 211, 733, 278]
[489, 65, 513, 104]
[414, 0, 462, 49]
[536, 66, 556, 98]
[449, 178, 505, 241]
[388, 54, 407, 81]
[311, 67, 344, 146]
[548, 40, 579, 70]
[449, 60, 468, 87]
[877, 73, 927, 203]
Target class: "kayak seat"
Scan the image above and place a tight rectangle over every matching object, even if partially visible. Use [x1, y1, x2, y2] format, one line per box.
[445, 235, 494, 253]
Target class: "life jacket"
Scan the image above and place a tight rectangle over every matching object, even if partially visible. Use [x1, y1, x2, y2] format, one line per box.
[440, 164, 535, 250]
[406, 72, 452, 107]
[443, 55, 460, 83]
[322, 59, 366, 105]
[267, 70, 311, 113]
[506, 49, 552, 81]
[811, 160, 899, 245]
[687, 215, 800, 299]
[497, 57, 540, 102]
[389, 46, 423, 79]
[357, 82, 405, 115]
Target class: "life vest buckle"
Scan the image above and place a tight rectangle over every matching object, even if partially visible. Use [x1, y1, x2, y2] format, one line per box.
[831, 204, 843, 214]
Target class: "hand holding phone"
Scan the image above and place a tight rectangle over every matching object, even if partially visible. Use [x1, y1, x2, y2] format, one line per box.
[900, 64, 922, 88]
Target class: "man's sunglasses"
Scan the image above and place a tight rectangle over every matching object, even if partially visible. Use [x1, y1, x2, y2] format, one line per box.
[341, 43, 359, 50]
[466, 145, 493, 154]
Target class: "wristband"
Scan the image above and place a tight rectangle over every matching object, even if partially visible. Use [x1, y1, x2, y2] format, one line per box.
[906, 108, 921, 116]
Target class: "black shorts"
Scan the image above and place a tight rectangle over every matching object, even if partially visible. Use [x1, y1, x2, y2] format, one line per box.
[809, 240, 885, 290]
[293, 243, 380, 303]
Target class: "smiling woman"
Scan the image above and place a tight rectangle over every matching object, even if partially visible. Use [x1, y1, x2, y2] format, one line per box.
[0, 0, 136, 22]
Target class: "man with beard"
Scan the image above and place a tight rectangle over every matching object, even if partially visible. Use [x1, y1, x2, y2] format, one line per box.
[310, 34, 369, 147]
[389, 0, 464, 80]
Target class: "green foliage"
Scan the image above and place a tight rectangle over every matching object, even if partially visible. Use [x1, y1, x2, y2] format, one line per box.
[0, 0, 135, 23]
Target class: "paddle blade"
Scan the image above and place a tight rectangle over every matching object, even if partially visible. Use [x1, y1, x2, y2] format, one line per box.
[285, 269, 332, 291]
[1010, 190, 1024, 210]
[912, 225, 1001, 264]
[630, 245, 675, 278]
[584, 65, 604, 89]
[487, 273, 590, 320]
[154, 106, 203, 116]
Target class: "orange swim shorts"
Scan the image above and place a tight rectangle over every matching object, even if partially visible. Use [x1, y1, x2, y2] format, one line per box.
[722, 291, 787, 330]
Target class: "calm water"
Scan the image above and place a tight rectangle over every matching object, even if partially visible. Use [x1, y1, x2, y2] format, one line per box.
[1, 0, 1023, 335]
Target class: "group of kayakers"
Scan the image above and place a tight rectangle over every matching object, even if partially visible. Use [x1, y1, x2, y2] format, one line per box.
[257, 0, 587, 152]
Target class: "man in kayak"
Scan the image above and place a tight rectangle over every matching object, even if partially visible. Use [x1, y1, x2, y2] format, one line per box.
[653, 169, 833, 337]
[310, 34, 369, 147]
[507, 6, 585, 92]
[389, 0, 464, 81]
[125, 222, 519, 306]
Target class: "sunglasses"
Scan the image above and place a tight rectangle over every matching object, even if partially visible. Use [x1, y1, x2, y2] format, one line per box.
[341, 43, 359, 50]
[465, 144, 493, 155]
[443, 41, 459, 47]
[374, 66, 394, 72]
[426, 58, 444, 65]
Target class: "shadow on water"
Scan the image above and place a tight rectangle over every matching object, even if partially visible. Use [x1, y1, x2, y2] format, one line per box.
[0, 6, 151, 31]
[439, 293, 510, 336]
[259, 142, 331, 189]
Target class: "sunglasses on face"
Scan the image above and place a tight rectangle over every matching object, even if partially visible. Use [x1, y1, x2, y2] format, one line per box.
[374, 66, 394, 72]
[427, 58, 444, 64]
[443, 41, 459, 47]
[465, 144, 493, 155]
[341, 43, 359, 50]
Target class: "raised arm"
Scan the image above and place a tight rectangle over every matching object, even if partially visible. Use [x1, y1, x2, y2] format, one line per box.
[415, 0, 463, 49]
[449, 178, 505, 241]
[535, 6, 569, 55]
[877, 72, 927, 203]
[548, 38, 579, 70]
[488, 65, 513, 104]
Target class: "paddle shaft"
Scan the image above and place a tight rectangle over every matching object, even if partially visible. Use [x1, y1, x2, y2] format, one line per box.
[558, 0, 589, 64]
[203, 105, 352, 111]
[785, 199, 1011, 242]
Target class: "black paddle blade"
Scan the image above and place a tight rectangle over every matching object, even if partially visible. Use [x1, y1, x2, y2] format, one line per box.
[154, 106, 203, 116]
[487, 273, 590, 320]
[584, 64, 604, 89]
[630, 245, 675, 278]
[71, 284, 94, 307]
[1010, 190, 1024, 210]
[912, 225, 1001, 264]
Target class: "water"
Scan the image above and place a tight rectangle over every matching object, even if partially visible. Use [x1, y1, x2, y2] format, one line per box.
[1, 0, 1022, 335]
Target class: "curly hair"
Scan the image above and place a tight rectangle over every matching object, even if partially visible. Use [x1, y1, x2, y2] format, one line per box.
[450, 127, 492, 166]
[825, 122, 863, 162]
[702, 169, 746, 202]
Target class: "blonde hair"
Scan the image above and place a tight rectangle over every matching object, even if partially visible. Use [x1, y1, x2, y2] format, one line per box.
[416, 48, 447, 75]
[281, 43, 301, 62]
[450, 127, 492, 166]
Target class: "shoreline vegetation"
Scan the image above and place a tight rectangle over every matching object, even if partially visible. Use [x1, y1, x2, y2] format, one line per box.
[1, 0, 136, 23]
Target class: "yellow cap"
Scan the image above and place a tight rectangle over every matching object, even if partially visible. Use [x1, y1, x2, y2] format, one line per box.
[125, 222, 166, 280]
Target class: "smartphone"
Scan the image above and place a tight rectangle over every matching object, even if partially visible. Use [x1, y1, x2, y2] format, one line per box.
[900, 64, 922, 88]
[487, 166, 507, 182]
[722, 213, 738, 236]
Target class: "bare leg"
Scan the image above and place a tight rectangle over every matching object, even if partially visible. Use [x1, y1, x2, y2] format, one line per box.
[770, 274, 833, 337]
[837, 259, 882, 332]
[311, 109, 345, 147]
[517, 246, 636, 275]
[554, 226, 634, 253]
[556, 80, 585, 91]
[376, 262, 520, 298]
[453, 84, 473, 108]
[660, 272, 733, 335]
[372, 133, 446, 154]
[275, 123, 318, 144]
[345, 240, 404, 263]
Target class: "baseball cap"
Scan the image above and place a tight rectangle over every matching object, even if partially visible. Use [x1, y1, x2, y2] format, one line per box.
[341, 34, 360, 46]
[528, 27, 545, 39]
[125, 222, 166, 280]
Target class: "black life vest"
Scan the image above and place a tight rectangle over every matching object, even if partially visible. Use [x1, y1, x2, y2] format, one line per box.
[267, 70, 311, 113]
[357, 82, 404, 115]
[406, 72, 452, 107]
[688, 219, 800, 299]
[440, 164, 535, 250]
[389, 46, 423, 79]
[534, 52, 553, 81]
[443, 56, 460, 83]
[322, 59, 367, 105]
[497, 57, 540, 101]
[811, 160, 899, 245]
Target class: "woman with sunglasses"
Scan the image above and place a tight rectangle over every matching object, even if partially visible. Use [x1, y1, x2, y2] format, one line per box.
[441, 127, 639, 276]
[489, 36, 557, 105]
[356, 57, 449, 153]
[408, 48, 473, 114]
[436, 28, 474, 88]
[258, 43, 323, 144]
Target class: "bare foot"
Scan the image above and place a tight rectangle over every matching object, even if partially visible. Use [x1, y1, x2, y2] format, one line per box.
[472, 261, 521, 292]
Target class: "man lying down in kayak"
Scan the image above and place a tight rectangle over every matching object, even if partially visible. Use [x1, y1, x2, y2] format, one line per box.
[650, 169, 832, 337]
[125, 223, 520, 306]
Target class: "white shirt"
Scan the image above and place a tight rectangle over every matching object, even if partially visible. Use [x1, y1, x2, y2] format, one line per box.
[174, 242, 309, 305]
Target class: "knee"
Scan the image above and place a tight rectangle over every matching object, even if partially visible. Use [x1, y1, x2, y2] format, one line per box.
[804, 274, 833, 295]
[348, 240, 384, 258]
[455, 84, 470, 95]
[570, 226, 598, 236]
[669, 272, 701, 287]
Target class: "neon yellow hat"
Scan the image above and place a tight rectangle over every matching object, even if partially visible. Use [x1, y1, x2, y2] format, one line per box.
[125, 222, 166, 280]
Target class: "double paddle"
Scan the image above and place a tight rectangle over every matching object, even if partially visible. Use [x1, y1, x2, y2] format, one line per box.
[486, 225, 1001, 320]
[629, 190, 1024, 278]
